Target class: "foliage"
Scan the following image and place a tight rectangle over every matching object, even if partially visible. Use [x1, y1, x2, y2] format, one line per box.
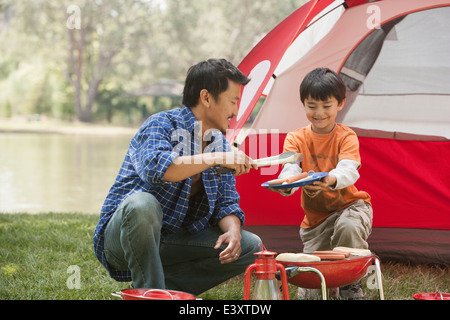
[0, 0, 304, 124]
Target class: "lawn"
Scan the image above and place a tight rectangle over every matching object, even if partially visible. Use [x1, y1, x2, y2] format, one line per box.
[0, 213, 448, 300]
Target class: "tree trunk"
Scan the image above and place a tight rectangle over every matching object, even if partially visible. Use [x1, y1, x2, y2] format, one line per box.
[67, 27, 113, 123]
[68, 27, 89, 122]
[83, 77, 102, 122]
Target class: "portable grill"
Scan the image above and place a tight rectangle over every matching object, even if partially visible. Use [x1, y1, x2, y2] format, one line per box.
[277, 254, 384, 300]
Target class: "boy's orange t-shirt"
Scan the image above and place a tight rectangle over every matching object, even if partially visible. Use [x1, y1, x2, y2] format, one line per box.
[283, 124, 371, 229]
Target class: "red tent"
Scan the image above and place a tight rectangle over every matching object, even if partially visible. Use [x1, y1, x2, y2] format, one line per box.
[230, 0, 450, 264]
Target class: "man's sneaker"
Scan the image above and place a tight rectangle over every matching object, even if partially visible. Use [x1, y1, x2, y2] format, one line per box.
[340, 280, 365, 300]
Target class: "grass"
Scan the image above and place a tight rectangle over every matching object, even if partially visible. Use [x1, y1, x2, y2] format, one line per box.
[0, 213, 119, 299]
[0, 213, 448, 300]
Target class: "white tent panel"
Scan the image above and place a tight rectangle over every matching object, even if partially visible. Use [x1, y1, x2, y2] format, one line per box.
[344, 95, 450, 138]
[253, 2, 450, 140]
[341, 7, 450, 139]
[262, 0, 345, 96]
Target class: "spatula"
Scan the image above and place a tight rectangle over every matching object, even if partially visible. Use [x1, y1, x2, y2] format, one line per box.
[214, 151, 303, 174]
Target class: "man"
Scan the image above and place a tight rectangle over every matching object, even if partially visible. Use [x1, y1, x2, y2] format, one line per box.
[93, 59, 262, 295]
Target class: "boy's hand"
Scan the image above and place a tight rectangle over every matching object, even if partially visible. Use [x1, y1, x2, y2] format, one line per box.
[266, 186, 293, 195]
[303, 173, 337, 198]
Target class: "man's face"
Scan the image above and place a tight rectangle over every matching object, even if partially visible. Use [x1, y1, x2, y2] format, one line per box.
[303, 96, 345, 134]
[205, 80, 241, 135]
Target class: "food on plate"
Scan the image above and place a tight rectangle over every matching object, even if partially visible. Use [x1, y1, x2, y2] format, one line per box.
[267, 177, 288, 185]
[267, 172, 309, 185]
[275, 253, 321, 262]
[333, 246, 372, 256]
[285, 172, 310, 184]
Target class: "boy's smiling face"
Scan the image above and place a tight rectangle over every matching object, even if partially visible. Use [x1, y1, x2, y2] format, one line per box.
[304, 96, 346, 134]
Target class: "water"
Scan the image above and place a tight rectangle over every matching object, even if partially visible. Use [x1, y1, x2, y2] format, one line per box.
[0, 132, 134, 214]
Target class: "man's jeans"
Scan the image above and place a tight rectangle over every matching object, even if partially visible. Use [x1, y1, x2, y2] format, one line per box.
[103, 192, 262, 295]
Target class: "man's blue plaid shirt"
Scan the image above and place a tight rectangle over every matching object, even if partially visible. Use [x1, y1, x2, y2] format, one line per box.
[93, 106, 245, 281]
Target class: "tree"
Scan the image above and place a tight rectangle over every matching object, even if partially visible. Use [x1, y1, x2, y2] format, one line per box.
[0, 0, 163, 122]
[160, 0, 304, 77]
[64, 1, 163, 122]
[0, 0, 305, 123]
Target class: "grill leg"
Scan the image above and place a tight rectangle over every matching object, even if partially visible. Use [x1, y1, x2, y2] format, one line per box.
[373, 257, 385, 300]
[294, 267, 327, 300]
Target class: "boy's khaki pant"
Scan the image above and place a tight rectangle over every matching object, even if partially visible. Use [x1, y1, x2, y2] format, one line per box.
[300, 200, 373, 252]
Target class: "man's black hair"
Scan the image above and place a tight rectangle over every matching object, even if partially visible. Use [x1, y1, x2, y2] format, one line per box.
[300, 68, 346, 104]
[182, 59, 250, 108]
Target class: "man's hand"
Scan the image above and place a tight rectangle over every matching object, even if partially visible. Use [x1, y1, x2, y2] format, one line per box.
[218, 150, 257, 177]
[215, 215, 242, 264]
[164, 150, 256, 182]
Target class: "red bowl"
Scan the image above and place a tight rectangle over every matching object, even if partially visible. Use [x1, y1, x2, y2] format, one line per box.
[114, 289, 196, 300]
[413, 292, 450, 300]
[278, 254, 375, 289]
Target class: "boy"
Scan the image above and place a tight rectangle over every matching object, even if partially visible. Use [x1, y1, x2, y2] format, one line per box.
[269, 68, 372, 299]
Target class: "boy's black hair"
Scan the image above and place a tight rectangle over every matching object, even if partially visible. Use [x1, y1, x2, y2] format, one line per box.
[300, 68, 346, 104]
[182, 59, 250, 108]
